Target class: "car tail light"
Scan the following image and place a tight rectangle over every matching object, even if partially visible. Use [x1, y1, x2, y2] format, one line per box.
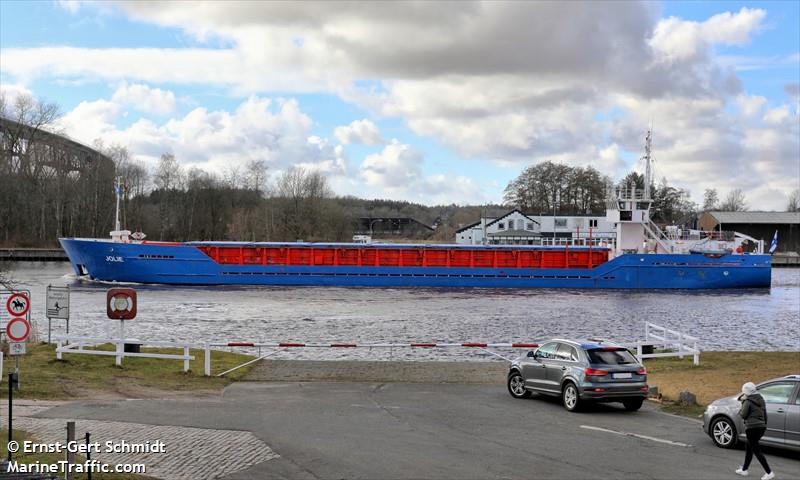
[637, 367, 647, 375]
[585, 368, 608, 376]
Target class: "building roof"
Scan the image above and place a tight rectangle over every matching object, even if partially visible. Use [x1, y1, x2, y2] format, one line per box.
[487, 229, 541, 238]
[485, 209, 539, 229]
[455, 219, 495, 234]
[708, 211, 800, 225]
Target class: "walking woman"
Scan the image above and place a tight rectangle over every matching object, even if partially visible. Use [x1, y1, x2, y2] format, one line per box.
[736, 382, 774, 480]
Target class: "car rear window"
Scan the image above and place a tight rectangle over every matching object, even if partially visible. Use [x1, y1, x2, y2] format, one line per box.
[586, 348, 637, 365]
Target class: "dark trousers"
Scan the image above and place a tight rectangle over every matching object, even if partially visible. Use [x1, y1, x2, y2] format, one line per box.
[743, 427, 771, 473]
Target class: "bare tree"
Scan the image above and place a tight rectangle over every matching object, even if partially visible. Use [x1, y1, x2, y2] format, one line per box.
[244, 158, 269, 193]
[720, 188, 748, 211]
[153, 153, 184, 239]
[788, 189, 800, 212]
[702, 188, 719, 211]
[154, 153, 183, 191]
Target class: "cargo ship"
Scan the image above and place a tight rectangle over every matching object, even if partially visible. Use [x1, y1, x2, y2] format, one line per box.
[59, 132, 772, 289]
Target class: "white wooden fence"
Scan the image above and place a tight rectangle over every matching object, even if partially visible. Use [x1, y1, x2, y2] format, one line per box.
[55, 336, 196, 372]
[632, 322, 700, 365]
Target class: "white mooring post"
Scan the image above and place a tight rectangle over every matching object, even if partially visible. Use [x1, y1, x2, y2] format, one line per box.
[56, 341, 62, 360]
[678, 331, 684, 359]
[116, 320, 124, 367]
[183, 345, 190, 372]
[204, 344, 211, 376]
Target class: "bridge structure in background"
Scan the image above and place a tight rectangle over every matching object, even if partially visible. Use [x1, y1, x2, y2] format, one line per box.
[0, 115, 113, 175]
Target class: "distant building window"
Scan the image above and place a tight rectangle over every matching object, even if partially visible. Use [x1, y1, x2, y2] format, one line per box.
[555, 218, 567, 228]
[526, 222, 534, 230]
[589, 219, 598, 228]
[498, 222, 505, 230]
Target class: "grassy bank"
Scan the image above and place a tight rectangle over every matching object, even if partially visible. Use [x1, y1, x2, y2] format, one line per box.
[645, 351, 800, 416]
[4, 342, 255, 400]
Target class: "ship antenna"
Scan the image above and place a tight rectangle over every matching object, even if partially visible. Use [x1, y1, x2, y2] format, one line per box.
[643, 127, 652, 200]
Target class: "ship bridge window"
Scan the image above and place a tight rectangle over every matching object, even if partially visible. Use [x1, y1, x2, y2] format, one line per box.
[554, 218, 567, 228]
[498, 222, 505, 230]
[589, 219, 598, 228]
[526, 222, 534, 230]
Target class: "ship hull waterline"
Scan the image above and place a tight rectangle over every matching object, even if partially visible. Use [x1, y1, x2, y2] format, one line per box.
[59, 238, 772, 289]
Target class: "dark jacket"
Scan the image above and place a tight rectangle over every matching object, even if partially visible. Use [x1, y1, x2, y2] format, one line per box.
[739, 393, 768, 430]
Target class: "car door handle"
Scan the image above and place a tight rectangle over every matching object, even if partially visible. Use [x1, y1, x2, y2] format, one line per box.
[776, 408, 785, 413]
[561, 366, 567, 371]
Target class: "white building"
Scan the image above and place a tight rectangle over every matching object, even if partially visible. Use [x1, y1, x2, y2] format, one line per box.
[455, 209, 615, 245]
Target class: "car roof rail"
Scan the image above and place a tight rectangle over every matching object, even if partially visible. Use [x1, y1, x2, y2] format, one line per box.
[784, 374, 800, 379]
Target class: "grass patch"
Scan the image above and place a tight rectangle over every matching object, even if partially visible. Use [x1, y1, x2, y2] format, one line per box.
[5, 342, 255, 400]
[644, 351, 800, 417]
[1, 428, 153, 479]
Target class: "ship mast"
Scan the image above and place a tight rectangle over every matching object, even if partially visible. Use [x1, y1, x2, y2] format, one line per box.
[114, 176, 122, 232]
[643, 129, 652, 201]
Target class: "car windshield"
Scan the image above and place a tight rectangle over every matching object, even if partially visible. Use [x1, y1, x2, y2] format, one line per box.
[586, 348, 637, 365]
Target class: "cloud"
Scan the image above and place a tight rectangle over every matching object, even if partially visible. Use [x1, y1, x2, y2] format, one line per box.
[56, 94, 345, 176]
[55, 0, 81, 14]
[334, 119, 384, 145]
[359, 140, 484, 204]
[111, 82, 176, 115]
[650, 8, 766, 64]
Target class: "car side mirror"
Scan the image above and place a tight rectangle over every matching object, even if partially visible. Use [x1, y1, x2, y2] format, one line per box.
[526, 350, 535, 358]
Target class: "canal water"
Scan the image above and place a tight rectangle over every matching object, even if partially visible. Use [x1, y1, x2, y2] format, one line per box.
[2, 262, 798, 360]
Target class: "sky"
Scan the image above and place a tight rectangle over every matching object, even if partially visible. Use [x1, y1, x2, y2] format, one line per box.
[0, 0, 798, 209]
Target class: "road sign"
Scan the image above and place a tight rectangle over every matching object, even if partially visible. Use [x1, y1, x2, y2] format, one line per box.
[46, 286, 70, 319]
[6, 317, 31, 342]
[107, 288, 137, 320]
[9, 342, 26, 356]
[6, 292, 30, 317]
[0, 290, 31, 328]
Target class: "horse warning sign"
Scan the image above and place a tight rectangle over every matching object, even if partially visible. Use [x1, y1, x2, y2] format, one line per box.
[6, 292, 30, 317]
[0, 290, 31, 328]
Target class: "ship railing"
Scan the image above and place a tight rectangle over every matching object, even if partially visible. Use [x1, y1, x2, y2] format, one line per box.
[54, 335, 196, 372]
[631, 322, 700, 366]
[643, 219, 674, 253]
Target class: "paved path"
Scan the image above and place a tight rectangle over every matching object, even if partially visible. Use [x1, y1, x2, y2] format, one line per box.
[2, 400, 277, 480]
[31, 382, 800, 480]
[243, 359, 508, 383]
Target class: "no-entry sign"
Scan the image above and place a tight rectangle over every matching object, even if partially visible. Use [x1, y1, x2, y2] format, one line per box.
[6, 317, 31, 342]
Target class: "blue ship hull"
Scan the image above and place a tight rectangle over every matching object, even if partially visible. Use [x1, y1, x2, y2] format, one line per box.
[59, 238, 771, 289]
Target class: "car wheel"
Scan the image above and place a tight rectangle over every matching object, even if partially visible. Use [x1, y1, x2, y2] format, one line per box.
[623, 398, 644, 411]
[507, 371, 531, 398]
[562, 382, 581, 412]
[710, 417, 738, 449]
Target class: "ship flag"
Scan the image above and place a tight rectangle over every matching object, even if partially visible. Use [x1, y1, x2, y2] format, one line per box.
[768, 230, 778, 254]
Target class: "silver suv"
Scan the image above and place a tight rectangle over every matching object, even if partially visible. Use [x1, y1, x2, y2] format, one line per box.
[507, 339, 648, 412]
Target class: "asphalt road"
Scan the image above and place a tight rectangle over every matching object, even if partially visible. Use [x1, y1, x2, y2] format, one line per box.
[37, 382, 799, 480]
